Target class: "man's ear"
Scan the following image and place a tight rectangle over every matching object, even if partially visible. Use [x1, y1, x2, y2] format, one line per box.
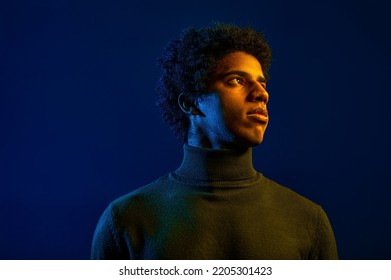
[178, 94, 202, 116]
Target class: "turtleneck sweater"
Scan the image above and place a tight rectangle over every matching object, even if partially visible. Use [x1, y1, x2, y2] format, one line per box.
[91, 145, 338, 259]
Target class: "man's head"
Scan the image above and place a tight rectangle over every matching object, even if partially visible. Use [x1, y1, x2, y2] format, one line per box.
[157, 23, 272, 148]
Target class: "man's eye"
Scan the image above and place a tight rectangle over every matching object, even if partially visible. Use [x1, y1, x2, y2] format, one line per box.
[227, 77, 244, 86]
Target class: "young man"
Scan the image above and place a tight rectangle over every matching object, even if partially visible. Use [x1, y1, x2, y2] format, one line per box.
[91, 23, 338, 259]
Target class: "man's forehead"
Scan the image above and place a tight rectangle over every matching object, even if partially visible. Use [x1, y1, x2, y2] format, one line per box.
[213, 51, 265, 78]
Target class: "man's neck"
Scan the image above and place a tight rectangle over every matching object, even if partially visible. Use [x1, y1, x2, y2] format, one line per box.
[175, 144, 257, 182]
[186, 126, 250, 152]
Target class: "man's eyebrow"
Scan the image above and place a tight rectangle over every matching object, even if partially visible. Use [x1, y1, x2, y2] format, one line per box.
[219, 70, 268, 83]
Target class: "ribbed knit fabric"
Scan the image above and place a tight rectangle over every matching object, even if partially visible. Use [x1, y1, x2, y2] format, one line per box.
[91, 145, 338, 259]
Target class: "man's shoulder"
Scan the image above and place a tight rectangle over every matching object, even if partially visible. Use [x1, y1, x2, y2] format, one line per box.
[98, 174, 173, 230]
[110, 174, 171, 210]
[260, 174, 322, 213]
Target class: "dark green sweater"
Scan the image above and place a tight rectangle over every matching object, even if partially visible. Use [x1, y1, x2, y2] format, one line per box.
[91, 145, 338, 259]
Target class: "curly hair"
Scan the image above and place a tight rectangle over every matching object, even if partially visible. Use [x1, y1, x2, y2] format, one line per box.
[156, 23, 272, 142]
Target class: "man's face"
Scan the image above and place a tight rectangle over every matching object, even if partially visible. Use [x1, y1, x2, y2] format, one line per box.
[195, 51, 269, 149]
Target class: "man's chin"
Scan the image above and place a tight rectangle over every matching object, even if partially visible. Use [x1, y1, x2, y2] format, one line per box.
[250, 138, 264, 147]
[247, 133, 265, 147]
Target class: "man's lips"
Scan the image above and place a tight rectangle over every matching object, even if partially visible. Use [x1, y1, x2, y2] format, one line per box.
[247, 107, 268, 123]
[248, 107, 268, 116]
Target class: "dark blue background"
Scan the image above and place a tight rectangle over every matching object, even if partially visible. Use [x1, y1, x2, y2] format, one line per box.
[1, 0, 390, 259]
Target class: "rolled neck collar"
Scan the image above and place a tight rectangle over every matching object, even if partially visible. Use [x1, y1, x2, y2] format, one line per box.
[175, 144, 257, 181]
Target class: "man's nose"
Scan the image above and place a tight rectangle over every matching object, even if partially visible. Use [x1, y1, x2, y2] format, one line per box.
[247, 82, 269, 104]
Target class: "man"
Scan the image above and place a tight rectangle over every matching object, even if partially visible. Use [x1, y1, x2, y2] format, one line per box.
[91, 23, 338, 259]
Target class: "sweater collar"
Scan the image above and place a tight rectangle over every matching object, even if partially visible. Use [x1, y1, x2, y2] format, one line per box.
[175, 144, 257, 181]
